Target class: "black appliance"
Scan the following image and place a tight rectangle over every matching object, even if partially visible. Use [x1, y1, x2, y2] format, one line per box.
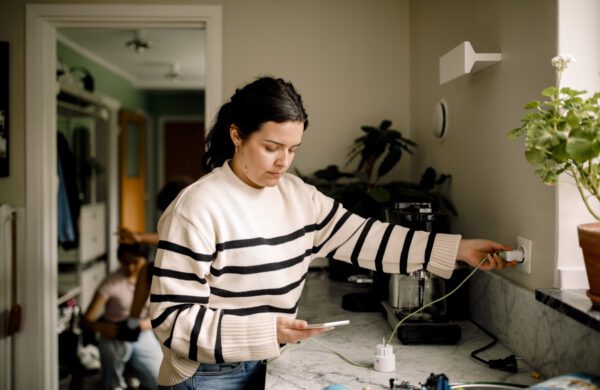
[383, 200, 466, 345]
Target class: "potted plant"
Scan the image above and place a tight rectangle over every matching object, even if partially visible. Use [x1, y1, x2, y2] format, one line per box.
[298, 120, 455, 221]
[507, 54, 600, 307]
[296, 120, 455, 288]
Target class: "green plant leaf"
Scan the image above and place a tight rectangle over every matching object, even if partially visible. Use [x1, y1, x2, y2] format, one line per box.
[542, 86, 557, 97]
[549, 143, 569, 162]
[535, 166, 557, 184]
[525, 148, 546, 164]
[525, 100, 540, 110]
[379, 120, 392, 131]
[418, 167, 437, 191]
[368, 186, 391, 202]
[377, 148, 401, 178]
[566, 128, 598, 162]
[507, 127, 526, 139]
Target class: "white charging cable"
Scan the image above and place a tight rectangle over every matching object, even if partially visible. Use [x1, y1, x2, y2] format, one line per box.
[386, 257, 488, 345]
[284, 255, 501, 371]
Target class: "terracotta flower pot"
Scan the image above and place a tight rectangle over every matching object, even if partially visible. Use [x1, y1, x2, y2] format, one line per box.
[578, 222, 600, 308]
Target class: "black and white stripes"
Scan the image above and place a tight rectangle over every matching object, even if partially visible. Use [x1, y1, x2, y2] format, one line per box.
[149, 162, 461, 385]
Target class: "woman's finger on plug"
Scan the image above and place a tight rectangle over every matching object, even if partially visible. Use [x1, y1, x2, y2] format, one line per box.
[486, 253, 497, 269]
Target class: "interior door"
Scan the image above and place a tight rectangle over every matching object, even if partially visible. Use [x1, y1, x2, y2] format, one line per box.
[119, 110, 146, 233]
[164, 119, 205, 182]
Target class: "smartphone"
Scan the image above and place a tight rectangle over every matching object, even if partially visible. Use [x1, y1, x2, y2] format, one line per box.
[306, 320, 350, 329]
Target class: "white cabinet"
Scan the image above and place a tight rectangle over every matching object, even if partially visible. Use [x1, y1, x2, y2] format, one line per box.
[58, 260, 106, 311]
[59, 203, 106, 264]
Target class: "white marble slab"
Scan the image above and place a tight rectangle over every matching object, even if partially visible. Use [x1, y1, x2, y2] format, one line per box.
[266, 271, 538, 390]
[469, 271, 600, 378]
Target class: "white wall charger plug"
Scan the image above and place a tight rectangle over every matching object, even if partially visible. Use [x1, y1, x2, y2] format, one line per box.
[497, 248, 525, 263]
[374, 340, 395, 372]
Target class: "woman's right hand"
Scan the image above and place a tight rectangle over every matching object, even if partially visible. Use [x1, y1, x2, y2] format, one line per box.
[276, 316, 331, 344]
[116, 227, 140, 244]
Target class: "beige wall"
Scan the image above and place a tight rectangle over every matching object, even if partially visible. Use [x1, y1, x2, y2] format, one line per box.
[0, 0, 411, 206]
[409, 0, 558, 289]
[1, 0, 571, 290]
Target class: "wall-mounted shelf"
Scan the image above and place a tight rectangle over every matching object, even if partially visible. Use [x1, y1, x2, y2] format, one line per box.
[439, 41, 501, 85]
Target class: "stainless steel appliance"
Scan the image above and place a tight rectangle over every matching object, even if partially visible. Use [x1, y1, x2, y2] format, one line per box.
[384, 200, 463, 344]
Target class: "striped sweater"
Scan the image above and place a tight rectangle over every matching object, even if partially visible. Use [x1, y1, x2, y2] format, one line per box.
[149, 161, 461, 385]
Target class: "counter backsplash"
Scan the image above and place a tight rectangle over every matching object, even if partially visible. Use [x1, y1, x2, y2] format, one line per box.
[469, 271, 600, 378]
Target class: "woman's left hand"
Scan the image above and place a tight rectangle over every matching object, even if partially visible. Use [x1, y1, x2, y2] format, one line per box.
[276, 317, 331, 344]
[457, 239, 517, 271]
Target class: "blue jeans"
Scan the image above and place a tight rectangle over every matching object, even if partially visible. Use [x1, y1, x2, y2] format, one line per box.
[158, 360, 266, 390]
[98, 329, 162, 390]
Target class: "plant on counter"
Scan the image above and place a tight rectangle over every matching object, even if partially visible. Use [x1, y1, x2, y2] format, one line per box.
[296, 119, 456, 286]
[296, 119, 456, 221]
[507, 53, 600, 307]
[507, 54, 600, 220]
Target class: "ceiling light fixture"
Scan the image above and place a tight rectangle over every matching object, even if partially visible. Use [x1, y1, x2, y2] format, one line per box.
[165, 62, 183, 82]
[126, 29, 153, 53]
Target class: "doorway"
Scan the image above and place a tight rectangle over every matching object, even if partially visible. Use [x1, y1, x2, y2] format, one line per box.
[160, 116, 205, 183]
[24, 5, 222, 389]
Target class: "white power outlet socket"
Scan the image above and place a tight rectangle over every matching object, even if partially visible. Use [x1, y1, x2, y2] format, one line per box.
[516, 236, 532, 274]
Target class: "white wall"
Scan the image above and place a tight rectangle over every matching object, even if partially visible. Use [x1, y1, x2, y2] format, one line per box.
[555, 0, 600, 289]
[409, 0, 558, 289]
[220, 0, 412, 178]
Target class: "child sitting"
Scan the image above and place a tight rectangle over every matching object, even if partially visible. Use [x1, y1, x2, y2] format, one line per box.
[83, 243, 162, 390]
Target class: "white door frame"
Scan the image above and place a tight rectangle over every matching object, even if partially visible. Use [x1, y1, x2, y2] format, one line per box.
[24, 5, 222, 389]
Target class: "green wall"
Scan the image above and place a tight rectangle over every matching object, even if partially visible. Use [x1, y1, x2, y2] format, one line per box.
[146, 91, 204, 116]
[58, 41, 147, 111]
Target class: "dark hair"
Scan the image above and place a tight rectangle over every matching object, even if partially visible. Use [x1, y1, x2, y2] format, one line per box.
[117, 243, 149, 262]
[202, 76, 309, 172]
[156, 177, 193, 212]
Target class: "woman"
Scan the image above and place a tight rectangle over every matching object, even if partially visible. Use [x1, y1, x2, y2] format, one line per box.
[83, 243, 162, 390]
[149, 76, 515, 389]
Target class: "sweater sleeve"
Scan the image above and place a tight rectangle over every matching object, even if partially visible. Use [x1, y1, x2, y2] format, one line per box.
[310, 187, 461, 279]
[149, 210, 280, 368]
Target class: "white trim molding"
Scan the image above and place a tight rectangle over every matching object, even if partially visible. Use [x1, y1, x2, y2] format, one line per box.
[25, 5, 222, 389]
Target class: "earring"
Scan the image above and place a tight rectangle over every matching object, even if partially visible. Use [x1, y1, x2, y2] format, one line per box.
[234, 144, 240, 152]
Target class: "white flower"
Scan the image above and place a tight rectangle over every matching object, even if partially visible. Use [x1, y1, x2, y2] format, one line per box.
[551, 54, 576, 72]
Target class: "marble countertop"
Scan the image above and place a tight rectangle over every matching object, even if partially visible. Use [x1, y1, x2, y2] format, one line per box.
[535, 288, 600, 331]
[266, 270, 538, 390]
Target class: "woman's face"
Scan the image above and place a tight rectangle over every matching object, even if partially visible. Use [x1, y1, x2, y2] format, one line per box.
[120, 254, 145, 277]
[230, 121, 304, 188]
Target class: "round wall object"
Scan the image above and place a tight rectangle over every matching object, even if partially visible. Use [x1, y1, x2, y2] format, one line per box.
[432, 99, 448, 140]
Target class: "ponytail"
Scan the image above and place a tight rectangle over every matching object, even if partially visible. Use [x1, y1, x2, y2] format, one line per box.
[202, 102, 236, 172]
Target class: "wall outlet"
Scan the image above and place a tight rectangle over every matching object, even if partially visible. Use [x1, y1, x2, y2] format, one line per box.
[516, 236, 532, 274]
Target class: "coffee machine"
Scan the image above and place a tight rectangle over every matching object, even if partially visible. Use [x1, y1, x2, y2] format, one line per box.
[382, 200, 466, 345]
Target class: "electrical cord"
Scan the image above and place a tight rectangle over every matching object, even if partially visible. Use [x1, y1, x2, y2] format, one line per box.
[272, 256, 496, 369]
[469, 320, 520, 373]
[387, 257, 488, 345]
[309, 337, 373, 368]
[284, 257, 490, 367]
